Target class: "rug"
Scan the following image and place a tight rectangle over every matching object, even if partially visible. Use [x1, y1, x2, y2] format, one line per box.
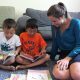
[0, 61, 55, 80]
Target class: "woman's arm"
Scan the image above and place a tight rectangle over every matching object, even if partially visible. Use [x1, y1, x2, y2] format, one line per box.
[67, 19, 80, 58]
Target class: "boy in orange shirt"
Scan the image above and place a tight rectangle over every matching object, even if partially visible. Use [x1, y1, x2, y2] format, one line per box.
[16, 18, 50, 69]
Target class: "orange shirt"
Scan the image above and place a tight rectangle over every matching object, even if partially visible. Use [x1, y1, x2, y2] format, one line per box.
[20, 32, 47, 57]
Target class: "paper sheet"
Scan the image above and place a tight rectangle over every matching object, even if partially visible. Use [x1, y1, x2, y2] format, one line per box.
[27, 70, 49, 80]
[10, 74, 26, 80]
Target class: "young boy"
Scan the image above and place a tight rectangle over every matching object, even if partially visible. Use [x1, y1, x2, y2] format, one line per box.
[0, 18, 21, 70]
[16, 18, 50, 70]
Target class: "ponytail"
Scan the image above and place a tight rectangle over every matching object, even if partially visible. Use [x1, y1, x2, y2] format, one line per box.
[58, 2, 68, 18]
[47, 2, 68, 18]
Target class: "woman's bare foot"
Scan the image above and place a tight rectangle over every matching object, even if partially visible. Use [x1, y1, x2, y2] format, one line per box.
[0, 65, 15, 71]
[16, 65, 27, 70]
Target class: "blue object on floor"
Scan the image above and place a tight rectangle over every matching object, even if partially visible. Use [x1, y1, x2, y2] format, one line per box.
[0, 78, 3, 80]
[0, 69, 27, 80]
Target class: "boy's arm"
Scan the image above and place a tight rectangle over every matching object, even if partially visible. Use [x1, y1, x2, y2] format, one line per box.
[40, 46, 46, 54]
[35, 46, 46, 57]
[33, 46, 47, 62]
[39, 34, 47, 55]
[15, 35, 21, 56]
[15, 46, 21, 56]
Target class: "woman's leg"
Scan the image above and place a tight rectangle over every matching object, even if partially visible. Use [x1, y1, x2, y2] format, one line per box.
[70, 54, 80, 80]
[70, 62, 80, 80]
[53, 64, 70, 80]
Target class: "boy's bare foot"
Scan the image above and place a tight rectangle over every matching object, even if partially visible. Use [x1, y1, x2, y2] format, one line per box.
[8, 66, 15, 71]
[0, 65, 15, 71]
[16, 65, 27, 70]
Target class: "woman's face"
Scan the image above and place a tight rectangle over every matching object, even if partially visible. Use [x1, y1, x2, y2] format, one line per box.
[48, 16, 64, 27]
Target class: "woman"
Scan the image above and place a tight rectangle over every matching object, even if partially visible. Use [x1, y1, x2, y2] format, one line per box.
[47, 2, 80, 80]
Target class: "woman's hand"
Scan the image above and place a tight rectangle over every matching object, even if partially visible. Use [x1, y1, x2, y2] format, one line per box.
[57, 57, 72, 70]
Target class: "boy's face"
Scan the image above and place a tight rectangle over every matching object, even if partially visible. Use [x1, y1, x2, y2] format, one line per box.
[27, 28, 37, 36]
[3, 27, 15, 39]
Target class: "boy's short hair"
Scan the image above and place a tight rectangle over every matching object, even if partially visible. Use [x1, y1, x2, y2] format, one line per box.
[3, 18, 16, 29]
[26, 18, 38, 29]
[27, 18, 37, 24]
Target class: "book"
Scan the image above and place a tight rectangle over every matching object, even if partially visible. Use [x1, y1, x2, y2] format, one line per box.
[27, 69, 52, 80]
[20, 53, 34, 62]
[10, 74, 27, 80]
[20, 54, 43, 62]
[0, 54, 4, 60]
[3, 56, 15, 64]
[0, 50, 16, 64]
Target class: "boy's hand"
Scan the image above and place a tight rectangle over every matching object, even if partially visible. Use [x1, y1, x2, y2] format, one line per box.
[35, 49, 46, 58]
[14, 51, 18, 56]
[40, 49, 46, 54]
[15, 46, 21, 56]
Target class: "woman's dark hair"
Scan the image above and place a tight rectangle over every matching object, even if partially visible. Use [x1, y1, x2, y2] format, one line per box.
[26, 18, 38, 29]
[3, 18, 16, 29]
[47, 2, 68, 18]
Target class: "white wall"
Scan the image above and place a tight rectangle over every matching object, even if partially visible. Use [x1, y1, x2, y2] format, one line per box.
[0, 0, 80, 20]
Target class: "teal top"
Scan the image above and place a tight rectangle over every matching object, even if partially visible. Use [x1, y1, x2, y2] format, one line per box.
[51, 18, 80, 59]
